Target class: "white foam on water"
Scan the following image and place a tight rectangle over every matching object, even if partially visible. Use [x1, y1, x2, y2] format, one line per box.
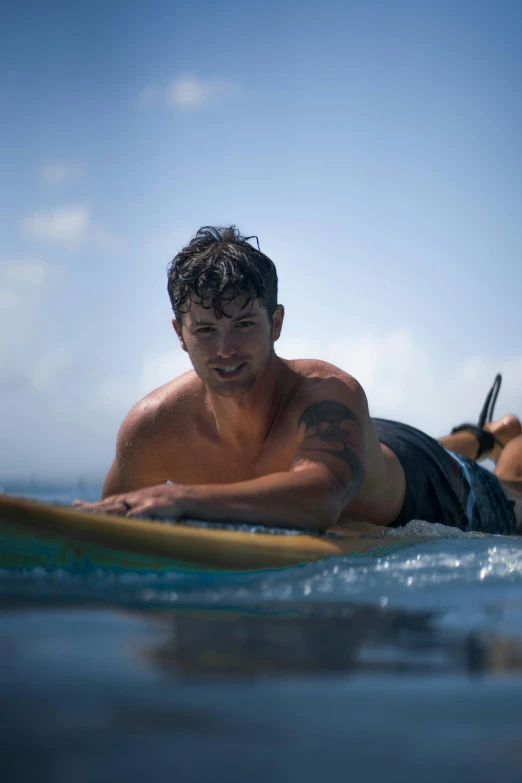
[386, 519, 472, 537]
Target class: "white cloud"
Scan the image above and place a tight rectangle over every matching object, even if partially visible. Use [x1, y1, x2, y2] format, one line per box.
[166, 76, 236, 109]
[21, 205, 122, 253]
[136, 75, 239, 110]
[22, 205, 89, 248]
[41, 162, 84, 186]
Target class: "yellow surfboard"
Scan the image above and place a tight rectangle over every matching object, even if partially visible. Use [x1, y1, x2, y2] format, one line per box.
[0, 494, 424, 574]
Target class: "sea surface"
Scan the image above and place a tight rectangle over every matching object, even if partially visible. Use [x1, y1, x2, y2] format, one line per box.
[2, 481, 522, 782]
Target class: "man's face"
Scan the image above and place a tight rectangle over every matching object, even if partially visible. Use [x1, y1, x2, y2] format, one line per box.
[173, 295, 283, 398]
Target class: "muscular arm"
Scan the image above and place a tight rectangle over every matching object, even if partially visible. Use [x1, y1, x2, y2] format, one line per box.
[83, 378, 368, 532]
[294, 397, 366, 492]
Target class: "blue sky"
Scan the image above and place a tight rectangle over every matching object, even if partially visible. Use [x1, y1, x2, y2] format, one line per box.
[1, 0, 521, 480]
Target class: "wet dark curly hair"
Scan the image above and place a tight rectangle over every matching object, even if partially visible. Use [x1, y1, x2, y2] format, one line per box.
[167, 226, 278, 322]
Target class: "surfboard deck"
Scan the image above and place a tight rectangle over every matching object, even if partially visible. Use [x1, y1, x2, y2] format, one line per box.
[0, 494, 427, 574]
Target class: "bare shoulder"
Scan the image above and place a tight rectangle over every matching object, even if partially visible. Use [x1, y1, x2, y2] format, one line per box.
[287, 358, 362, 388]
[102, 370, 202, 496]
[117, 369, 202, 447]
[285, 358, 368, 413]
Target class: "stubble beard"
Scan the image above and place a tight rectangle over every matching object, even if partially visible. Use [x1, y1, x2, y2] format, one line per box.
[190, 345, 274, 399]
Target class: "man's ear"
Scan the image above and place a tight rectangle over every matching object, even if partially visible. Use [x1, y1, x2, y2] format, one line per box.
[172, 318, 188, 352]
[272, 304, 284, 342]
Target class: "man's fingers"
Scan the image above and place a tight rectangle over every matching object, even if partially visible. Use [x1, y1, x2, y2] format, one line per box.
[126, 502, 162, 519]
[71, 489, 179, 520]
[73, 499, 132, 516]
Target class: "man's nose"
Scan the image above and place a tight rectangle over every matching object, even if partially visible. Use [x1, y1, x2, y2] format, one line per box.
[215, 331, 238, 358]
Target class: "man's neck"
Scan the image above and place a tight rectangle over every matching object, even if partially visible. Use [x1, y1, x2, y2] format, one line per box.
[205, 355, 287, 451]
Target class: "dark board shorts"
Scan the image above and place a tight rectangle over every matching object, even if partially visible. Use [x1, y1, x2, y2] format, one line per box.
[373, 418, 517, 535]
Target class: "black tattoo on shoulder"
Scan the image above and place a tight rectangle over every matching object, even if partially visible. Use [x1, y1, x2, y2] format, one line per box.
[298, 400, 366, 491]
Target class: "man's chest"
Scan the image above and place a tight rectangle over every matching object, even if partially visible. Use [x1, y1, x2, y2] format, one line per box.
[162, 429, 298, 485]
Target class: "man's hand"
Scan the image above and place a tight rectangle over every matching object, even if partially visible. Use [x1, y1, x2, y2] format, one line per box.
[73, 484, 186, 520]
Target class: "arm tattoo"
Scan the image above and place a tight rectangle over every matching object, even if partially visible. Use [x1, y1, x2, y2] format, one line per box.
[297, 400, 366, 492]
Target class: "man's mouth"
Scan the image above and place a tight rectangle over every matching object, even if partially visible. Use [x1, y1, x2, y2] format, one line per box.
[212, 362, 246, 379]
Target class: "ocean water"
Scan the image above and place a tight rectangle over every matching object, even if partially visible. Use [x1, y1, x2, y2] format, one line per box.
[2, 482, 522, 782]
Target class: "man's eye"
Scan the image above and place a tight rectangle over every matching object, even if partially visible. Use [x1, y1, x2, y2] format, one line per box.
[237, 321, 254, 328]
[196, 327, 215, 334]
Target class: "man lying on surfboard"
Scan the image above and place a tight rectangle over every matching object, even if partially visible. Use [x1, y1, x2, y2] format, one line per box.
[75, 226, 522, 536]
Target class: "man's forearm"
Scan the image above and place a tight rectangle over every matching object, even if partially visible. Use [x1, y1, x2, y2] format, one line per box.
[179, 468, 349, 531]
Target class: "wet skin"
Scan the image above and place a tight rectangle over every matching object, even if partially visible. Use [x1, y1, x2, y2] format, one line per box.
[75, 297, 406, 534]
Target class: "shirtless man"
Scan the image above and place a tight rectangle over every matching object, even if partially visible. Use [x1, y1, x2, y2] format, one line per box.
[76, 226, 522, 536]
